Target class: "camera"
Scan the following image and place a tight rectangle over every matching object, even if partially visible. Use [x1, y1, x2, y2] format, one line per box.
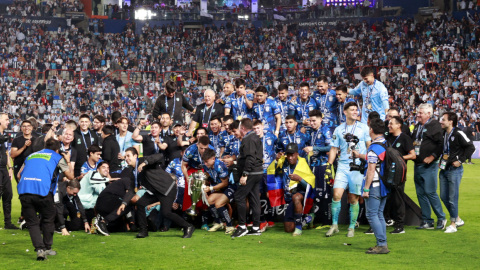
[344, 133, 366, 174]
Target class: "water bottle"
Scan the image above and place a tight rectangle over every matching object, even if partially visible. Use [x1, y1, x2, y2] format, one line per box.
[388, 162, 396, 185]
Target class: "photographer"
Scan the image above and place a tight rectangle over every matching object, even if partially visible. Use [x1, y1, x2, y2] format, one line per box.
[325, 102, 371, 238]
[359, 118, 391, 254]
[16, 138, 74, 261]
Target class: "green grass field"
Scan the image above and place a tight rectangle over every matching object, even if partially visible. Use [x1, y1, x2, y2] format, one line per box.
[1, 163, 479, 269]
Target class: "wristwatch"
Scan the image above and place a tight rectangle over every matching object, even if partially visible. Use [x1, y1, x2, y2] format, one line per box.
[242, 172, 248, 177]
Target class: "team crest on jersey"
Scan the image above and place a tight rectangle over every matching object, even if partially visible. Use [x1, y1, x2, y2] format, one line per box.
[451, 137, 455, 141]
[385, 132, 389, 136]
[265, 106, 270, 112]
[423, 129, 427, 132]
[396, 143, 401, 147]
[318, 133, 322, 139]
[329, 96, 333, 102]
[77, 139, 81, 144]
[267, 139, 272, 145]
[193, 157, 198, 161]
[176, 98, 180, 101]
[333, 135, 336, 140]
[296, 138, 301, 144]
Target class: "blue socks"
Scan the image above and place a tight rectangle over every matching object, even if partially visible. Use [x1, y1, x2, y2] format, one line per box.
[217, 206, 232, 227]
[332, 200, 341, 225]
[294, 213, 303, 230]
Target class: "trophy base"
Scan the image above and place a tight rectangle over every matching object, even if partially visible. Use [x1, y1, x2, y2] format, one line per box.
[186, 208, 197, 217]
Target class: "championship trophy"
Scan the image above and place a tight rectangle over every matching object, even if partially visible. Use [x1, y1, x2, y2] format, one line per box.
[186, 171, 209, 216]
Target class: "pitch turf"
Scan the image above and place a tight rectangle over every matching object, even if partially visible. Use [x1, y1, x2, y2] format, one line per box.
[1, 163, 479, 269]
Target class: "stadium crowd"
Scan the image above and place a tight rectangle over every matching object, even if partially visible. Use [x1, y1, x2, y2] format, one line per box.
[0, 6, 478, 259]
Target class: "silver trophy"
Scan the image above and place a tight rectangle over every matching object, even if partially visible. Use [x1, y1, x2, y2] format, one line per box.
[186, 171, 209, 216]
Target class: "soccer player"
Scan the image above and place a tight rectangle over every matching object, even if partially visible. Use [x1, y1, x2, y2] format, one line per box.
[275, 83, 291, 133]
[225, 78, 254, 120]
[302, 110, 332, 220]
[181, 136, 214, 230]
[208, 116, 225, 158]
[349, 67, 389, 124]
[221, 120, 241, 167]
[277, 115, 309, 158]
[80, 145, 103, 175]
[78, 161, 113, 225]
[325, 102, 371, 237]
[201, 149, 236, 234]
[253, 120, 277, 230]
[277, 143, 315, 236]
[253, 85, 281, 135]
[313, 76, 338, 132]
[288, 82, 318, 127]
[335, 84, 356, 125]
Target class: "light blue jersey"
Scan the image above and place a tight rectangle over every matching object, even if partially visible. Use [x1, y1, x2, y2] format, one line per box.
[349, 80, 389, 124]
[332, 121, 371, 168]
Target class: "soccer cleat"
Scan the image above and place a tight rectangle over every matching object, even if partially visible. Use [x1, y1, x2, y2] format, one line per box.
[201, 224, 210, 231]
[231, 226, 248, 238]
[208, 223, 225, 232]
[225, 226, 235, 235]
[346, 228, 355, 237]
[267, 221, 275, 228]
[19, 220, 27, 230]
[182, 224, 195, 238]
[386, 219, 395, 227]
[364, 227, 374, 234]
[45, 249, 57, 256]
[303, 213, 315, 230]
[293, 228, 302, 236]
[437, 219, 447, 230]
[416, 222, 434, 229]
[36, 249, 46, 261]
[455, 219, 465, 227]
[247, 228, 262, 236]
[246, 222, 253, 227]
[95, 220, 110, 236]
[259, 222, 267, 232]
[390, 227, 405, 234]
[444, 225, 457, 233]
[366, 246, 390, 254]
[325, 224, 339, 237]
[4, 223, 19, 230]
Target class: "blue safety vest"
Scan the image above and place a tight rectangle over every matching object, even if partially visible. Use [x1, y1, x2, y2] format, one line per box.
[17, 149, 63, 197]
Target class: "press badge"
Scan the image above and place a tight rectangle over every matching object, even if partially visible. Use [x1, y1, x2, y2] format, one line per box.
[414, 141, 421, 155]
[440, 154, 448, 170]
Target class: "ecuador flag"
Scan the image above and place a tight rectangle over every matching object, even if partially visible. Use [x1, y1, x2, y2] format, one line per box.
[266, 156, 316, 214]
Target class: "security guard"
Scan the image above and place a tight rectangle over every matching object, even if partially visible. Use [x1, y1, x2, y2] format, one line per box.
[17, 138, 74, 261]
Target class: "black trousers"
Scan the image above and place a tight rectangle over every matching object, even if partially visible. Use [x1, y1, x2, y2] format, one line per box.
[85, 208, 95, 225]
[384, 184, 406, 228]
[136, 187, 189, 230]
[20, 193, 55, 251]
[56, 201, 83, 231]
[96, 193, 130, 224]
[0, 168, 12, 224]
[234, 174, 262, 227]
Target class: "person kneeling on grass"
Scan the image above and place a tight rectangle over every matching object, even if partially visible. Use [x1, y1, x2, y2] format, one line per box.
[54, 179, 91, 235]
[201, 148, 236, 235]
[267, 143, 316, 236]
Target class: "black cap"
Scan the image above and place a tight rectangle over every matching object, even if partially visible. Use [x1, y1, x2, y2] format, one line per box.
[285, 143, 298, 154]
[172, 120, 183, 127]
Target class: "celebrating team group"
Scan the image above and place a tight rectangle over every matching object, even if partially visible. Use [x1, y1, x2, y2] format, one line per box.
[11, 67, 475, 260]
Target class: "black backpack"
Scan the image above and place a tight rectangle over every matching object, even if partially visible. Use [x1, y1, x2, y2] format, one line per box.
[372, 142, 407, 189]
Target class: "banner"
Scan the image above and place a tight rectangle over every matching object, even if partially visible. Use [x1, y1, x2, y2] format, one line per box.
[0, 15, 67, 29]
[251, 0, 258, 13]
[200, 0, 207, 12]
[294, 18, 360, 29]
[471, 141, 480, 158]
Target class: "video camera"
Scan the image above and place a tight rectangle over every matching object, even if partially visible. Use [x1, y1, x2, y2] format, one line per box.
[343, 133, 366, 174]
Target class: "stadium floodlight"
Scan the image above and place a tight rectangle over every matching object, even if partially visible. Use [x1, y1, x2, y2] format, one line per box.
[135, 9, 157, 20]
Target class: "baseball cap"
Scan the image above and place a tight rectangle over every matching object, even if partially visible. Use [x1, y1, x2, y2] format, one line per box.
[172, 120, 183, 127]
[285, 143, 298, 154]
